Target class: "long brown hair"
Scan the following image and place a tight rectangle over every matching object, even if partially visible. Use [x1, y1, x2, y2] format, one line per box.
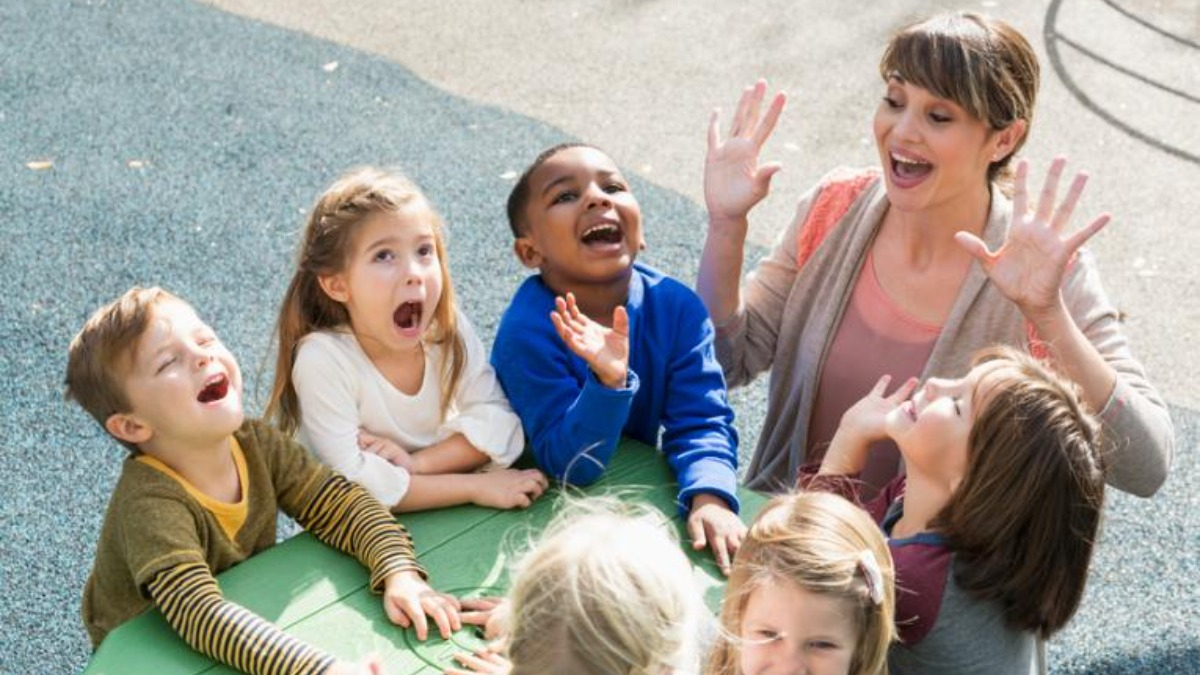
[265, 167, 465, 433]
[935, 346, 1105, 638]
[880, 12, 1040, 189]
[707, 492, 896, 675]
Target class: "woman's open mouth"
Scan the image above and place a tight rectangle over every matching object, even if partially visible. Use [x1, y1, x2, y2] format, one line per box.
[889, 150, 933, 187]
[197, 374, 229, 404]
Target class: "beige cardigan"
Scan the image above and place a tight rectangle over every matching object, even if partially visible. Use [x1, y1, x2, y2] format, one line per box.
[716, 169, 1174, 496]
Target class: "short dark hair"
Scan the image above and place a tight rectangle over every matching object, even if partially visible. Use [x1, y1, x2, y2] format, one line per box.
[506, 142, 595, 238]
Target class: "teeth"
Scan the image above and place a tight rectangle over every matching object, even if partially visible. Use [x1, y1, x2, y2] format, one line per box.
[583, 223, 618, 237]
[891, 152, 929, 165]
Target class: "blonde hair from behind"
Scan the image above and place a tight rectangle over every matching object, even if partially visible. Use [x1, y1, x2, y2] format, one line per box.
[707, 492, 896, 675]
[505, 497, 708, 675]
[64, 286, 179, 453]
[265, 167, 465, 433]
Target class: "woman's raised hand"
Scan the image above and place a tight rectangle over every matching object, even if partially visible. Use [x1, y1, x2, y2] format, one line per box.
[955, 158, 1111, 318]
[704, 80, 787, 227]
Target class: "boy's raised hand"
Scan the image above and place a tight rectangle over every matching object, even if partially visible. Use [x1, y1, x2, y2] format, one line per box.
[705, 79, 787, 227]
[821, 374, 918, 476]
[382, 570, 462, 641]
[470, 469, 549, 509]
[688, 493, 746, 576]
[550, 293, 629, 389]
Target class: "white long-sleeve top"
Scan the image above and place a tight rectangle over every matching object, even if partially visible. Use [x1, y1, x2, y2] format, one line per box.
[292, 311, 525, 507]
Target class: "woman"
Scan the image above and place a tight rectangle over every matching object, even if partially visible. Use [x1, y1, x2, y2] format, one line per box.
[697, 12, 1172, 497]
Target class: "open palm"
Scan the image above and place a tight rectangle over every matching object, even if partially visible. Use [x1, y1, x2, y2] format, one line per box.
[704, 80, 786, 222]
[550, 293, 629, 389]
[956, 158, 1111, 316]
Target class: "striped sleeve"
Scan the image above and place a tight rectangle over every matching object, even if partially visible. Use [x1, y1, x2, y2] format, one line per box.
[147, 561, 335, 675]
[296, 474, 426, 591]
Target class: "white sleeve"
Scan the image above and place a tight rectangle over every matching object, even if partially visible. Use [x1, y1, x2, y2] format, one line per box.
[439, 313, 525, 467]
[292, 334, 411, 506]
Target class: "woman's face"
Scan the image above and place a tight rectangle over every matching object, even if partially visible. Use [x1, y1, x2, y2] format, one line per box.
[873, 75, 1012, 214]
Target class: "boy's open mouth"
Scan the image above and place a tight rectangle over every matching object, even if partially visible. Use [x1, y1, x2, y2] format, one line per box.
[580, 222, 623, 246]
[890, 151, 933, 181]
[197, 374, 229, 404]
[394, 301, 423, 330]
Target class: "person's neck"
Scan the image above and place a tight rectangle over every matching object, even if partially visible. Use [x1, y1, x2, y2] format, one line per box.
[544, 270, 633, 327]
[885, 184, 992, 270]
[142, 434, 241, 503]
[892, 467, 955, 539]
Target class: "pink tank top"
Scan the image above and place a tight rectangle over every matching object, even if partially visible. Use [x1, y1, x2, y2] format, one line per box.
[807, 250, 941, 496]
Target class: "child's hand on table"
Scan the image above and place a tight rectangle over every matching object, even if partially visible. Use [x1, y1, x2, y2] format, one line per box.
[329, 653, 387, 675]
[358, 430, 416, 471]
[445, 648, 512, 675]
[688, 493, 747, 576]
[459, 596, 510, 642]
[550, 292, 630, 390]
[469, 469, 549, 509]
[382, 570, 462, 640]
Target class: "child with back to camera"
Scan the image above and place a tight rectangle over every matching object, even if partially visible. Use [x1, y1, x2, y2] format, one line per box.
[68, 287, 460, 675]
[267, 167, 548, 512]
[706, 491, 896, 675]
[809, 345, 1106, 674]
[490, 143, 745, 572]
[444, 498, 712, 675]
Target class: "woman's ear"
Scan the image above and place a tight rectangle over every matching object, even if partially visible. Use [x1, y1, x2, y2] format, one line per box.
[990, 119, 1028, 163]
[105, 413, 152, 445]
[317, 273, 350, 303]
[513, 238, 543, 270]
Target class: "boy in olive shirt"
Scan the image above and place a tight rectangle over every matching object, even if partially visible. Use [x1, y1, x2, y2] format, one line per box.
[67, 287, 460, 675]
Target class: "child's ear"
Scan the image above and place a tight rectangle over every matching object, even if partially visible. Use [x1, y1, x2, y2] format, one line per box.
[105, 413, 152, 445]
[317, 273, 350, 303]
[513, 237, 543, 270]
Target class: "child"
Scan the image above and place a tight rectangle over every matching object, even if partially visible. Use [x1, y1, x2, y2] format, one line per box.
[491, 143, 744, 570]
[811, 346, 1106, 674]
[445, 498, 712, 675]
[67, 287, 461, 675]
[706, 491, 896, 675]
[267, 167, 548, 512]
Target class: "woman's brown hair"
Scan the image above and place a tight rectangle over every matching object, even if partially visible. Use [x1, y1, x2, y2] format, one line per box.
[265, 167, 465, 434]
[935, 346, 1105, 639]
[880, 12, 1040, 189]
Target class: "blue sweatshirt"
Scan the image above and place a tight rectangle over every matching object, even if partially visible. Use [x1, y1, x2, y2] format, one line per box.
[491, 263, 739, 514]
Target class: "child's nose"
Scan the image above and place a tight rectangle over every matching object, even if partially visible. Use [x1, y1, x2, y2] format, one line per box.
[584, 183, 612, 207]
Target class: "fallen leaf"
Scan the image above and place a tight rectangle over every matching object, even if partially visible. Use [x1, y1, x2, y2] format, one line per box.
[500, 170, 518, 180]
[127, 159, 147, 169]
[26, 160, 53, 170]
[323, 60, 339, 73]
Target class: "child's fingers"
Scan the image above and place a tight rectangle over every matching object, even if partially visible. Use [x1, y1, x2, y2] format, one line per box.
[612, 305, 630, 336]
[889, 377, 920, 402]
[709, 531, 732, 576]
[687, 513, 707, 551]
[422, 596, 454, 639]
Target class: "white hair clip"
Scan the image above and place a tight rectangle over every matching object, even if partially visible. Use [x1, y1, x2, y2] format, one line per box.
[857, 550, 885, 606]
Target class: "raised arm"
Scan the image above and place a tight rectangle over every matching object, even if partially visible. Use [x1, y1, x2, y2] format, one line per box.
[956, 158, 1174, 495]
[697, 80, 786, 326]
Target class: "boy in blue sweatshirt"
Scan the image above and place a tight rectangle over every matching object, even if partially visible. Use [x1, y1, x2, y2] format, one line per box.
[491, 143, 744, 571]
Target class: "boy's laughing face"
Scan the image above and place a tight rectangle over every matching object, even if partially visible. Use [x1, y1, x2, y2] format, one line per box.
[514, 146, 645, 293]
[107, 299, 244, 450]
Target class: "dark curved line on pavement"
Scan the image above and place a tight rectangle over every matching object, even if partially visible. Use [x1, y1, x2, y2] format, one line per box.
[1098, 0, 1200, 50]
[1045, 0, 1200, 165]
[1056, 33, 1200, 105]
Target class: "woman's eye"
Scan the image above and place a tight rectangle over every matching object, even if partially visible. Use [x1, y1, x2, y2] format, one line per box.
[953, 398, 962, 416]
[882, 95, 902, 109]
[930, 111, 952, 123]
[156, 356, 177, 374]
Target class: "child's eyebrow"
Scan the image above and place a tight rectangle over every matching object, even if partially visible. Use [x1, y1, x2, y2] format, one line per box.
[363, 235, 399, 250]
[539, 174, 576, 197]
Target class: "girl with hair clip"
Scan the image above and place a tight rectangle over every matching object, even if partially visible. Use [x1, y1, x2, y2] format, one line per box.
[809, 345, 1106, 674]
[706, 491, 896, 675]
[444, 498, 712, 675]
[698, 12, 1172, 498]
[267, 167, 548, 512]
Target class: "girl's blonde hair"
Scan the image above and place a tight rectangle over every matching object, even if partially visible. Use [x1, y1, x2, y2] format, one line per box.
[707, 492, 896, 675]
[266, 167, 465, 433]
[505, 498, 707, 675]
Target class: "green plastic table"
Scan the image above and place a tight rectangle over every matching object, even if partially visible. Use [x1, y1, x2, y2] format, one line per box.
[84, 440, 768, 674]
